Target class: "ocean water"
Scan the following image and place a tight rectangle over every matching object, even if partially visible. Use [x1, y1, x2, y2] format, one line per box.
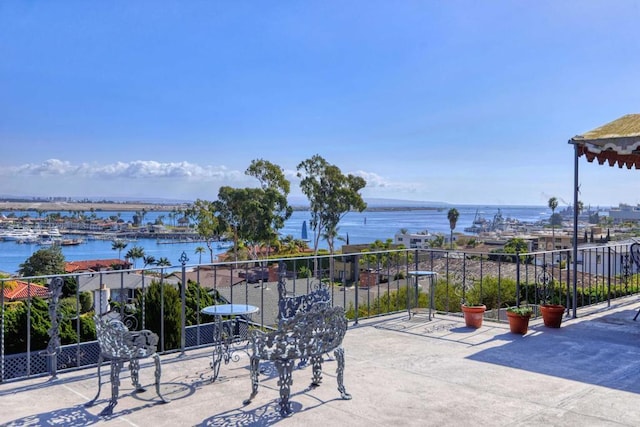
[0, 205, 551, 274]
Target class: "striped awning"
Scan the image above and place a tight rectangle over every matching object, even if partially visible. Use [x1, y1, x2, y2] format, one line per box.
[569, 114, 640, 169]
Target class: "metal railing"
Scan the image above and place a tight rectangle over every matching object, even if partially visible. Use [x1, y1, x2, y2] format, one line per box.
[2, 242, 639, 382]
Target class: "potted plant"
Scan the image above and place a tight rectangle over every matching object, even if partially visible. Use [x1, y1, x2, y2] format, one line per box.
[458, 277, 486, 328]
[461, 299, 486, 329]
[537, 265, 565, 328]
[540, 300, 565, 328]
[506, 305, 533, 334]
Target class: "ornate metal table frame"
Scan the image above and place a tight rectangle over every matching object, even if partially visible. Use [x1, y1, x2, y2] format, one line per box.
[201, 304, 259, 381]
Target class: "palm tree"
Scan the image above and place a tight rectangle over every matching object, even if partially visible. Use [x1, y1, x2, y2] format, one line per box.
[548, 197, 558, 251]
[194, 246, 206, 264]
[111, 240, 128, 259]
[447, 208, 459, 249]
[143, 255, 157, 269]
[156, 257, 171, 267]
[125, 246, 145, 269]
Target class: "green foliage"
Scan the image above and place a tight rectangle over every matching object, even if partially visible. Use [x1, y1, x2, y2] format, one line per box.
[138, 281, 182, 350]
[185, 280, 217, 326]
[125, 246, 145, 268]
[186, 199, 223, 263]
[213, 159, 292, 261]
[18, 246, 65, 278]
[359, 239, 412, 268]
[62, 276, 77, 298]
[79, 291, 93, 313]
[506, 305, 533, 316]
[2, 297, 79, 354]
[298, 265, 312, 278]
[429, 234, 445, 248]
[447, 208, 459, 249]
[345, 285, 427, 319]
[489, 238, 532, 263]
[297, 154, 367, 255]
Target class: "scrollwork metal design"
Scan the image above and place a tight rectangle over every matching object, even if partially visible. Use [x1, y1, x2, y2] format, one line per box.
[244, 304, 351, 417]
[537, 263, 554, 303]
[41, 276, 64, 379]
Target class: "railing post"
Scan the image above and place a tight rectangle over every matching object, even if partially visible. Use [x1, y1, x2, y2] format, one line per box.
[354, 254, 360, 325]
[179, 251, 189, 355]
[515, 252, 521, 307]
[607, 246, 612, 308]
[1, 278, 4, 382]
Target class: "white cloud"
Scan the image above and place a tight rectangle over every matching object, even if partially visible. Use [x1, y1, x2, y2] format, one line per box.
[6, 159, 245, 181]
[1, 159, 429, 201]
[351, 170, 421, 192]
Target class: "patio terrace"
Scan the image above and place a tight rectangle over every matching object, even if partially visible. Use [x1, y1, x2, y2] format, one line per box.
[1, 296, 639, 426]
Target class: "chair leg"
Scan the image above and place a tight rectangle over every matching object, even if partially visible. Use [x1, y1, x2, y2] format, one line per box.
[100, 360, 123, 416]
[276, 359, 294, 417]
[153, 354, 169, 403]
[129, 358, 145, 392]
[310, 355, 323, 386]
[334, 347, 351, 400]
[243, 356, 260, 405]
[85, 355, 104, 407]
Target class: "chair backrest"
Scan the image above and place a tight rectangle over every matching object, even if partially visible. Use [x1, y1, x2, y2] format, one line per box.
[94, 315, 158, 360]
[277, 286, 331, 321]
[252, 304, 347, 361]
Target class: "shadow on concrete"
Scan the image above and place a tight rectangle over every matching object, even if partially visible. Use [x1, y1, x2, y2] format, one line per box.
[467, 308, 640, 394]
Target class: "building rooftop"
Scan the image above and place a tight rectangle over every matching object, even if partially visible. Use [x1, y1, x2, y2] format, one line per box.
[1, 296, 639, 426]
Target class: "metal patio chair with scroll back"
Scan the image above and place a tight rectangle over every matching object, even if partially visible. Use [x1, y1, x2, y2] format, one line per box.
[85, 312, 169, 415]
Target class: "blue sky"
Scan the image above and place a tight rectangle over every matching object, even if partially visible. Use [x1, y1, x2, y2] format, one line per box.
[1, 1, 639, 207]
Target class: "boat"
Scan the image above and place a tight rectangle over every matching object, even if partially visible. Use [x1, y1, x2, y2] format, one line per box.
[1, 227, 38, 242]
[216, 241, 233, 249]
[464, 210, 491, 233]
[60, 238, 84, 246]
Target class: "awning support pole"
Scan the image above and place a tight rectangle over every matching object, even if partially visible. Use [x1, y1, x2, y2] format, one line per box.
[572, 142, 579, 318]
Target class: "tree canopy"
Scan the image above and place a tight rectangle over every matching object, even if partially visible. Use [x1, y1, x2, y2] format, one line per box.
[186, 199, 224, 263]
[216, 159, 292, 260]
[297, 154, 367, 256]
[18, 246, 65, 277]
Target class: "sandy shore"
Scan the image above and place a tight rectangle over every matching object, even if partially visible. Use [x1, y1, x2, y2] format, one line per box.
[0, 201, 187, 212]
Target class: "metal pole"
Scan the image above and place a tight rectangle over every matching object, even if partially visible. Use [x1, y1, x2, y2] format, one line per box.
[572, 142, 579, 318]
[179, 251, 189, 355]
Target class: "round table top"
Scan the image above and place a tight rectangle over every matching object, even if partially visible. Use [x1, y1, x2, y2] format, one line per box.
[408, 270, 437, 276]
[201, 304, 260, 316]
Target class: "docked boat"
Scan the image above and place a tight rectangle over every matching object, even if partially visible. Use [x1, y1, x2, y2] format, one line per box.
[464, 210, 491, 233]
[60, 238, 84, 246]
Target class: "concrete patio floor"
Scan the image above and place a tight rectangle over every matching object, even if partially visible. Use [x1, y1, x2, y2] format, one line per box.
[1, 297, 639, 427]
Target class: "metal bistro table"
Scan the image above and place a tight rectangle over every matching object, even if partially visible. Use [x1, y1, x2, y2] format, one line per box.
[201, 303, 259, 381]
[407, 271, 437, 320]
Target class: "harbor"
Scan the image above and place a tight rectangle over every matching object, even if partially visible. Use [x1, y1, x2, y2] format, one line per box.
[0, 204, 603, 275]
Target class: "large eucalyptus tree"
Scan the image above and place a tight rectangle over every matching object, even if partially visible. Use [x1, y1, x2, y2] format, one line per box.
[297, 154, 367, 277]
[216, 159, 292, 261]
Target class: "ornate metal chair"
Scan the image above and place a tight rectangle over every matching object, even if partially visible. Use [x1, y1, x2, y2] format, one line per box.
[85, 314, 168, 415]
[244, 303, 351, 417]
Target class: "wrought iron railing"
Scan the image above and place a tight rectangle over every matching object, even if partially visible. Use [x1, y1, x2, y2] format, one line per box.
[2, 242, 639, 382]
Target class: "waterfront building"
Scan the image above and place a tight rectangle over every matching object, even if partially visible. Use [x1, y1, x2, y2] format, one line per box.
[394, 229, 442, 249]
[608, 203, 640, 222]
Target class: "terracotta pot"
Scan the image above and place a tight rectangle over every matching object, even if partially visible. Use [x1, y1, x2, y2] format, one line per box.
[506, 311, 531, 334]
[540, 304, 565, 328]
[461, 304, 486, 329]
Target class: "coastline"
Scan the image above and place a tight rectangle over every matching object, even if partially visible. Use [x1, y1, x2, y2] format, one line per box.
[0, 201, 188, 212]
[0, 201, 448, 213]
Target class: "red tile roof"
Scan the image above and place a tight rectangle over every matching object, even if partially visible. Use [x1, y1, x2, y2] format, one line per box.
[2, 280, 49, 301]
[65, 259, 131, 273]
